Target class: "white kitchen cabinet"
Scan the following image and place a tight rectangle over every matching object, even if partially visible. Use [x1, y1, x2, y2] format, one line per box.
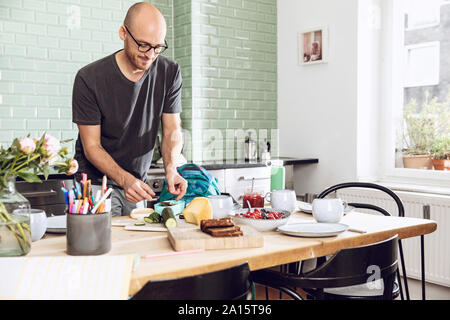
[224, 167, 271, 202]
[149, 166, 273, 202]
[208, 169, 226, 192]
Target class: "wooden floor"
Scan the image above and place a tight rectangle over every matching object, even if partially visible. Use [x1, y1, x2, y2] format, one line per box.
[254, 283, 307, 300]
[253, 278, 450, 300]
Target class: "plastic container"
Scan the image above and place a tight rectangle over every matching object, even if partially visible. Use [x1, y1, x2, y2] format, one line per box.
[270, 166, 285, 191]
[154, 200, 185, 216]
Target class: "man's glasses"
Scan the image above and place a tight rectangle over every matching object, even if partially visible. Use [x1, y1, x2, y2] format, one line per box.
[124, 25, 168, 54]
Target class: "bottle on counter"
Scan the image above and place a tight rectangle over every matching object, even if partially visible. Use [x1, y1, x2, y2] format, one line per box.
[244, 132, 257, 161]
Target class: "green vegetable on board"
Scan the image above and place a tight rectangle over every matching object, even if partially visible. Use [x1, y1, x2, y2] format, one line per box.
[161, 208, 177, 228]
[145, 212, 161, 223]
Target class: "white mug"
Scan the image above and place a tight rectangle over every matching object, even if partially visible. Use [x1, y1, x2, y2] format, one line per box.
[208, 195, 234, 219]
[265, 189, 296, 212]
[312, 198, 345, 223]
[14, 208, 47, 241]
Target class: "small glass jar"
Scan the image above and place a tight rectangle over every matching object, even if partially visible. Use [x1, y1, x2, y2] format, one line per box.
[242, 192, 265, 209]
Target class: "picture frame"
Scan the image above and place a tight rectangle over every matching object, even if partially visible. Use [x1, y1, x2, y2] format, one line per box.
[298, 26, 328, 65]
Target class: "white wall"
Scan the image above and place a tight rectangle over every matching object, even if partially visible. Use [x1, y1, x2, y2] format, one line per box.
[278, 0, 359, 195]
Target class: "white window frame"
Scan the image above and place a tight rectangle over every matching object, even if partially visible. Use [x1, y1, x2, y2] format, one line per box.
[404, 0, 441, 31]
[403, 41, 440, 88]
[378, 0, 450, 189]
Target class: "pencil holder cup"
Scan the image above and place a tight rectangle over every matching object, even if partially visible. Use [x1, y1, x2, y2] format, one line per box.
[66, 209, 111, 256]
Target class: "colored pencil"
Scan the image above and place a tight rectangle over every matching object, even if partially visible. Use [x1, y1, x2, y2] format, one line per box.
[82, 197, 89, 214]
[91, 188, 113, 213]
[76, 199, 82, 214]
[68, 191, 74, 214]
[143, 249, 205, 259]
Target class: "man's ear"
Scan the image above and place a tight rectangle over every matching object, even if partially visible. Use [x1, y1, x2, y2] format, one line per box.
[119, 25, 126, 41]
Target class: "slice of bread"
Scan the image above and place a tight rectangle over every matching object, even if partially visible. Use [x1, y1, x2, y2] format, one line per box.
[203, 225, 243, 237]
[200, 217, 234, 232]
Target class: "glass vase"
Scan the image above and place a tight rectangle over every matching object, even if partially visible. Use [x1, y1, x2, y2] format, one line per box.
[0, 176, 31, 256]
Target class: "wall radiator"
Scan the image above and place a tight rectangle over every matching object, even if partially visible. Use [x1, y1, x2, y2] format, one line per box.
[336, 188, 450, 287]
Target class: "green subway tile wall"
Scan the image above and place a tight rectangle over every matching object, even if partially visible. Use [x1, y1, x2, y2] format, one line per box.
[0, 0, 175, 153]
[189, 0, 277, 161]
[0, 0, 277, 162]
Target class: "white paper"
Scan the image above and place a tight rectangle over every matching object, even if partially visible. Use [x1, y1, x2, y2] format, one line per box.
[0, 255, 134, 300]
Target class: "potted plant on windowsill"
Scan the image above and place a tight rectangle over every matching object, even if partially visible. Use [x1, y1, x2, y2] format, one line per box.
[431, 135, 450, 171]
[402, 91, 449, 170]
[402, 99, 434, 169]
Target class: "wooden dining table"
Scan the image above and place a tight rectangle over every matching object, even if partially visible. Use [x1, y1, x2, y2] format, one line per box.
[29, 202, 437, 297]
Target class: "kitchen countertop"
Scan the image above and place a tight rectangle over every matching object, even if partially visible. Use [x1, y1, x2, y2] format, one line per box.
[149, 157, 318, 171]
[17, 157, 318, 180]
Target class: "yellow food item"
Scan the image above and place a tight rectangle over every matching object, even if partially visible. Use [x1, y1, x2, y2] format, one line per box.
[182, 197, 212, 226]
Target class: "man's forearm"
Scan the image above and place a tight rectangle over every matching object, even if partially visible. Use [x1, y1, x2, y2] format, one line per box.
[84, 145, 132, 187]
[161, 128, 183, 173]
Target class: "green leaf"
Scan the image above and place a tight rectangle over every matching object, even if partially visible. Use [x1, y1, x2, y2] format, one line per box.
[16, 172, 42, 183]
[43, 162, 50, 180]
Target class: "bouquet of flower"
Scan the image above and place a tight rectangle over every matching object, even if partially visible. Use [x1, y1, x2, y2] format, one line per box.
[0, 133, 78, 255]
[0, 133, 78, 192]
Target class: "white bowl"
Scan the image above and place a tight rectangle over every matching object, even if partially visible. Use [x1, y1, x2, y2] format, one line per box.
[230, 208, 291, 232]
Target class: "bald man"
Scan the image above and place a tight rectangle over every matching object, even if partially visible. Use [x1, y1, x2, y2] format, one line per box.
[72, 2, 187, 216]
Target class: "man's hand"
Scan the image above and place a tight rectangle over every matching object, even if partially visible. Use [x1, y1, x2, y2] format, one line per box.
[122, 174, 156, 203]
[160, 113, 187, 200]
[165, 169, 187, 201]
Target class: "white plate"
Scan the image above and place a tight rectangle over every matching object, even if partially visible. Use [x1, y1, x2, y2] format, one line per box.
[298, 204, 355, 215]
[298, 203, 313, 213]
[46, 215, 67, 233]
[277, 222, 349, 237]
[112, 219, 135, 227]
[124, 223, 167, 232]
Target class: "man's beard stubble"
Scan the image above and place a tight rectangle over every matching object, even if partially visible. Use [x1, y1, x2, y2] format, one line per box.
[124, 46, 152, 71]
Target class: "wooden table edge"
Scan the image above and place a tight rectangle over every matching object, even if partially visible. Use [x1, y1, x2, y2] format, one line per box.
[127, 219, 437, 296]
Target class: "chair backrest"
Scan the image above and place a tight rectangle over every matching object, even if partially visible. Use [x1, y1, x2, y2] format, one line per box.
[253, 235, 398, 299]
[302, 235, 398, 289]
[131, 262, 251, 300]
[317, 182, 405, 217]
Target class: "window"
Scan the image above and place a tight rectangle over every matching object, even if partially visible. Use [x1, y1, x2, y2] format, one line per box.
[404, 42, 440, 87]
[380, 0, 450, 188]
[404, 0, 442, 30]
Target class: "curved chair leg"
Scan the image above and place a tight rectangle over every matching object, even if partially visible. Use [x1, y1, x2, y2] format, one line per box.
[398, 240, 410, 300]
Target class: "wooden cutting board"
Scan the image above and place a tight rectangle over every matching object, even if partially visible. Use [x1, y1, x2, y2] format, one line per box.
[167, 223, 264, 251]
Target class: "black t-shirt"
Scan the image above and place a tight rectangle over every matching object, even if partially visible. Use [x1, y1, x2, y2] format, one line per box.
[72, 50, 182, 186]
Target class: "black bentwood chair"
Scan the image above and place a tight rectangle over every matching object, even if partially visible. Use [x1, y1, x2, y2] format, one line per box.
[314, 182, 411, 300]
[131, 262, 252, 300]
[252, 235, 399, 300]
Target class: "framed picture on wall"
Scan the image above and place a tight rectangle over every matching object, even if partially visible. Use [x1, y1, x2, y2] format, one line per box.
[298, 26, 328, 65]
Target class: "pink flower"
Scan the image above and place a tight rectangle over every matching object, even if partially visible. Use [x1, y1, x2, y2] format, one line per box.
[19, 137, 36, 154]
[66, 158, 78, 175]
[42, 134, 61, 157]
